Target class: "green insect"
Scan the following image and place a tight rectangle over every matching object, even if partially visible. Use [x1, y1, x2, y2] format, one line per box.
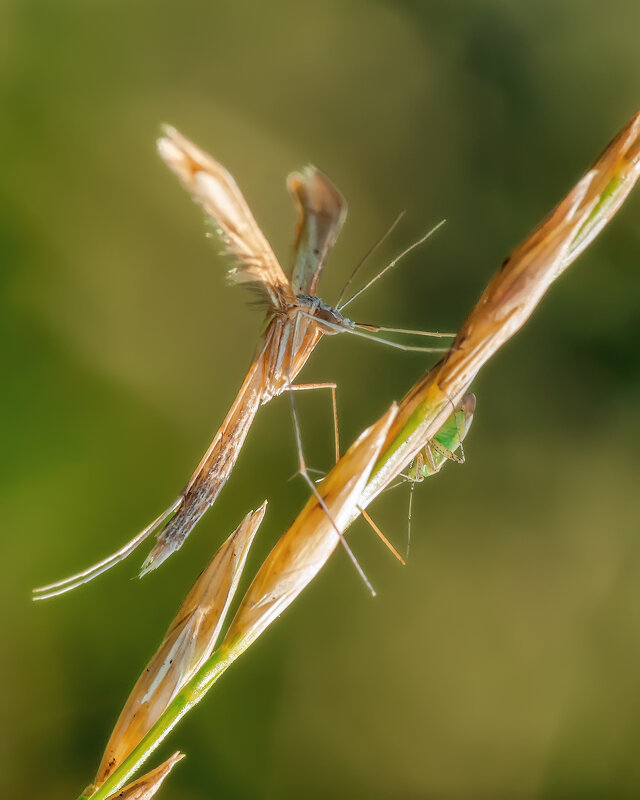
[403, 393, 476, 554]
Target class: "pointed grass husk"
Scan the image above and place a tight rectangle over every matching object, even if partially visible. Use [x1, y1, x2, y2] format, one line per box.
[221, 403, 398, 655]
[79, 406, 396, 800]
[102, 752, 184, 799]
[93, 505, 265, 789]
[356, 108, 640, 510]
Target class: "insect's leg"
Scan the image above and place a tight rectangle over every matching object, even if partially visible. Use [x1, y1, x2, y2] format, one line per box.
[358, 507, 405, 565]
[424, 442, 438, 472]
[348, 325, 452, 351]
[291, 381, 403, 566]
[356, 324, 456, 338]
[32, 497, 183, 600]
[405, 451, 426, 558]
[288, 381, 339, 461]
[287, 386, 375, 595]
[430, 438, 464, 465]
[381, 477, 408, 493]
[298, 310, 449, 354]
[286, 317, 374, 595]
[407, 479, 416, 559]
[448, 393, 466, 465]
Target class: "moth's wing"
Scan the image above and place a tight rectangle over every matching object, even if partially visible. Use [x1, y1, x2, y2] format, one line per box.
[158, 125, 295, 310]
[287, 166, 347, 296]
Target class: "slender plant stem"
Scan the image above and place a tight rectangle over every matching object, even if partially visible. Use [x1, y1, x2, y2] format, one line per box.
[79, 646, 237, 800]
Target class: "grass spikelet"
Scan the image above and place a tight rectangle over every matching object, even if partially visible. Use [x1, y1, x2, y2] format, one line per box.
[81, 407, 396, 800]
[102, 752, 184, 799]
[360, 109, 640, 507]
[221, 404, 398, 655]
[94, 506, 265, 788]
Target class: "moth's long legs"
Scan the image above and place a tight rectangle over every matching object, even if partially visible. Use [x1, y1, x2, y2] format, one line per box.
[295, 380, 407, 569]
[358, 507, 405, 565]
[344, 325, 451, 353]
[287, 387, 375, 596]
[297, 311, 450, 354]
[289, 381, 404, 570]
[288, 382, 339, 462]
[291, 380, 408, 567]
[358, 324, 455, 338]
[286, 316, 375, 595]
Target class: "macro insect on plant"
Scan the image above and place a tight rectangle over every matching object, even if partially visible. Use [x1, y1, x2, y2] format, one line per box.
[402, 392, 475, 555]
[33, 127, 451, 600]
[75, 110, 640, 800]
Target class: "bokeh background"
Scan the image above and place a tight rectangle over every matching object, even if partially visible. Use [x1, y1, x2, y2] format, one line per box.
[3, 1, 640, 798]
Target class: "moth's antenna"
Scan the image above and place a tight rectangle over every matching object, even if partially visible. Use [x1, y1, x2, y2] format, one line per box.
[338, 219, 446, 312]
[336, 211, 405, 308]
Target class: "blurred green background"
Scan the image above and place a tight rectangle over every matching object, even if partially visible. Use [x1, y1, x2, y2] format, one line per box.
[3, 1, 640, 798]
